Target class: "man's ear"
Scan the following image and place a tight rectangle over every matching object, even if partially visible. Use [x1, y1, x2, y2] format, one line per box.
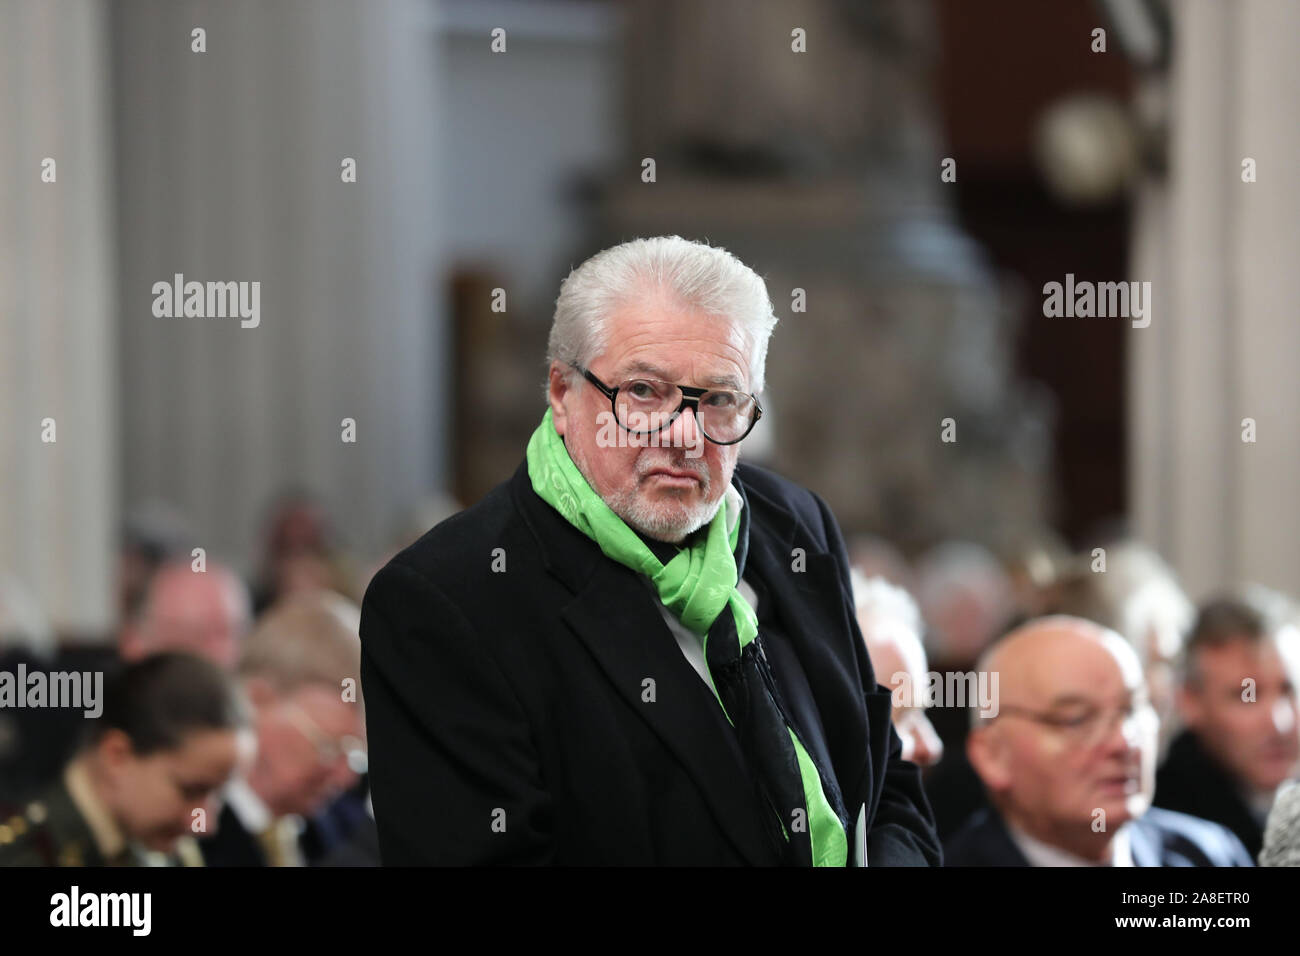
[96, 728, 136, 771]
[547, 362, 571, 437]
[966, 726, 1012, 794]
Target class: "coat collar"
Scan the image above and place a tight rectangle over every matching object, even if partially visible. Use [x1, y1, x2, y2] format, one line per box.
[509, 458, 834, 865]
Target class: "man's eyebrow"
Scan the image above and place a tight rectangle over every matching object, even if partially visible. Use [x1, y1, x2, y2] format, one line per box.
[620, 360, 745, 390]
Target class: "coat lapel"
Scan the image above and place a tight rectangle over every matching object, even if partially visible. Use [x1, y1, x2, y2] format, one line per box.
[560, 561, 781, 864]
[512, 461, 780, 865]
[739, 479, 865, 824]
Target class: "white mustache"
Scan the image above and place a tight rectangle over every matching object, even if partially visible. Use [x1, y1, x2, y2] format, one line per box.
[638, 457, 708, 483]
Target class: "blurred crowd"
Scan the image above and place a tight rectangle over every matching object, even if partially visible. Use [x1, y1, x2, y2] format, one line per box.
[2, 490, 1298, 866]
[0, 490, 406, 867]
[852, 533, 1300, 866]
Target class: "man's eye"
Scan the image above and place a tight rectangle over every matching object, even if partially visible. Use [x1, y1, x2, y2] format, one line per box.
[628, 382, 658, 399]
[1055, 711, 1094, 728]
[704, 392, 737, 408]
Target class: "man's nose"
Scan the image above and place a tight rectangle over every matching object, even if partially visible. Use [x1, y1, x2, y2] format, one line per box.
[665, 404, 703, 453]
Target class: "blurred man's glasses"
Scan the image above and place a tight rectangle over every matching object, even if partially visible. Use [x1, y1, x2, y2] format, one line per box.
[283, 702, 367, 774]
[571, 363, 763, 446]
[995, 699, 1156, 748]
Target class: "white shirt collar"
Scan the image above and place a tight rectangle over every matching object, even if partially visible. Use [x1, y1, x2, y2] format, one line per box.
[223, 777, 273, 834]
[1006, 818, 1134, 867]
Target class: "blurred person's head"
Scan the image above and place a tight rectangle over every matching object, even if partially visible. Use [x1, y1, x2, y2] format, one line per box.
[914, 541, 1014, 667]
[117, 500, 191, 627]
[76, 652, 253, 853]
[851, 569, 942, 768]
[1176, 593, 1300, 795]
[544, 236, 776, 544]
[1049, 541, 1193, 739]
[1000, 532, 1070, 621]
[847, 535, 914, 593]
[254, 489, 354, 609]
[121, 561, 251, 669]
[262, 489, 331, 559]
[967, 615, 1158, 862]
[237, 590, 365, 819]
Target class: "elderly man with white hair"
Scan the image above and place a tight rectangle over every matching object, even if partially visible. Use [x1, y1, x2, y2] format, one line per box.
[852, 570, 943, 769]
[361, 235, 941, 866]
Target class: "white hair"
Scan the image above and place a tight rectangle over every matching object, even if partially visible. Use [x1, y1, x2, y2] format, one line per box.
[238, 589, 362, 701]
[852, 569, 930, 698]
[545, 236, 778, 395]
[850, 568, 923, 637]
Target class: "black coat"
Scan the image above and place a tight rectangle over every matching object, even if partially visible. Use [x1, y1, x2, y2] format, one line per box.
[198, 805, 267, 868]
[1155, 729, 1265, 859]
[945, 805, 1253, 866]
[359, 458, 941, 865]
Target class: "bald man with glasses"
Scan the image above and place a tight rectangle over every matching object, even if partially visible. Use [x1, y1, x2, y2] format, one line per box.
[946, 615, 1252, 866]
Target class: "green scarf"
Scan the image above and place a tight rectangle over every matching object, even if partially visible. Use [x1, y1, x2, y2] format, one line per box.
[526, 407, 847, 866]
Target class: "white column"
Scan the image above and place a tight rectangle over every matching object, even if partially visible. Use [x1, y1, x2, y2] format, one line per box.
[1230, 1, 1300, 593]
[0, 0, 118, 637]
[112, 0, 445, 575]
[1130, 0, 1300, 599]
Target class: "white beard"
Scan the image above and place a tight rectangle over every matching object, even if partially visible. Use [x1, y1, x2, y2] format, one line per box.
[567, 446, 723, 544]
[603, 481, 723, 544]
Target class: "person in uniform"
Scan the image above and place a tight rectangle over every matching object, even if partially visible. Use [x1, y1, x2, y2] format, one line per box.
[0, 652, 253, 866]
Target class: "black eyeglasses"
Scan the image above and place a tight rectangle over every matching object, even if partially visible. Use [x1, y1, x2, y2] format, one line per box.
[991, 700, 1156, 749]
[571, 364, 763, 446]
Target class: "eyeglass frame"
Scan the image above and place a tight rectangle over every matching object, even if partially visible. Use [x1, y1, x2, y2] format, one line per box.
[990, 698, 1157, 748]
[569, 363, 764, 446]
[282, 701, 368, 775]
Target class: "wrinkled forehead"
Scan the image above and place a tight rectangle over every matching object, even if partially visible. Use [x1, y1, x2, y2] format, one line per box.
[600, 300, 755, 387]
[291, 682, 365, 733]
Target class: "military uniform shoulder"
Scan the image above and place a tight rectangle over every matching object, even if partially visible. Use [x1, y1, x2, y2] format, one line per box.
[0, 782, 100, 867]
[0, 794, 61, 865]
